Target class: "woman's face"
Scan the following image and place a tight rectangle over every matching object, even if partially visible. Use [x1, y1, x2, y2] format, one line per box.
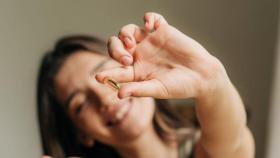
[54, 51, 155, 147]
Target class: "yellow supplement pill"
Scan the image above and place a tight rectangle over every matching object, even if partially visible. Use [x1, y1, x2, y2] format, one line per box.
[103, 77, 120, 91]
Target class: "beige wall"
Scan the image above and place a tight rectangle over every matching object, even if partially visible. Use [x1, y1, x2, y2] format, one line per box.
[267, 3, 280, 157]
[0, 0, 278, 157]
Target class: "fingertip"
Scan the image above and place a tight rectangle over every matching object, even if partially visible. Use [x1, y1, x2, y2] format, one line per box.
[118, 91, 124, 99]
[120, 55, 133, 66]
[145, 21, 154, 33]
[118, 89, 132, 99]
[123, 37, 135, 49]
[107, 36, 133, 65]
[144, 12, 153, 22]
[144, 21, 150, 30]
[154, 20, 161, 30]
[95, 73, 104, 83]
[144, 13, 149, 22]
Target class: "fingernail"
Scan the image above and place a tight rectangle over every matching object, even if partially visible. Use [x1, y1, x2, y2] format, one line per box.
[121, 55, 132, 65]
[124, 37, 133, 48]
[145, 21, 149, 29]
[95, 73, 102, 82]
[119, 92, 132, 98]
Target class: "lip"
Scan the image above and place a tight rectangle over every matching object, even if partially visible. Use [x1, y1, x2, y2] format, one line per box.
[114, 101, 132, 126]
[104, 98, 133, 127]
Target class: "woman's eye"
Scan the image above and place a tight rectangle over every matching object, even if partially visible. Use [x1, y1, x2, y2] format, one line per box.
[73, 96, 97, 116]
[75, 103, 84, 115]
[75, 100, 88, 115]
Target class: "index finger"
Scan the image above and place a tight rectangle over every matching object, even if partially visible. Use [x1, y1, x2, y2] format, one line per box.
[107, 36, 133, 66]
[144, 12, 168, 31]
[95, 66, 134, 84]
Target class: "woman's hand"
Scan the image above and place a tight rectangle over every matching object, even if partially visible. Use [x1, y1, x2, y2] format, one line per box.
[96, 12, 255, 157]
[96, 12, 228, 100]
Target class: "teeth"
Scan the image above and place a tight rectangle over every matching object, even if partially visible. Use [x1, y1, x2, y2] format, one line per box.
[116, 104, 129, 120]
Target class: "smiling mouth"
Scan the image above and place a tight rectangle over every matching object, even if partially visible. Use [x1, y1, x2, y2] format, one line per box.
[105, 99, 132, 127]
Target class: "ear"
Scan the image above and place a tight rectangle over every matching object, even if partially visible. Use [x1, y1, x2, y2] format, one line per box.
[78, 133, 95, 147]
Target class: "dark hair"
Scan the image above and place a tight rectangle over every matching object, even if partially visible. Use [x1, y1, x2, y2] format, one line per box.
[37, 35, 197, 158]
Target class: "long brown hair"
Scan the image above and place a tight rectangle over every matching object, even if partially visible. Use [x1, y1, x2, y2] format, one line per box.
[36, 35, 197, 158]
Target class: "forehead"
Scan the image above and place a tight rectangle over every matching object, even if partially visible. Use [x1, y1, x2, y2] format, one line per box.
[58, 51, 106, 78]
[54, 51, 108, 104]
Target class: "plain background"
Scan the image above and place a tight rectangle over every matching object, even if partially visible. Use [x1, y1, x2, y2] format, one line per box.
[0, 0, 279, 157]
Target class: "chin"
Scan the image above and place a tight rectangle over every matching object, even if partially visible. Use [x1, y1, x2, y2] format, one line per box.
[108, 97, 156, 143]
[115, 108, 154, 142]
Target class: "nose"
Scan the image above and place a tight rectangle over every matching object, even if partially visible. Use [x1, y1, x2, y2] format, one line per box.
[88, 80, 121, 111]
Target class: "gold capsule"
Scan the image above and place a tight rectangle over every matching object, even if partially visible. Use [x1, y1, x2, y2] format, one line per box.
[149, 28, 155, 33]
[103, 77, 120, 91]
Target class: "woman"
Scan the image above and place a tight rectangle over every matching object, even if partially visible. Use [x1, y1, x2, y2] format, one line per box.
[37, 12, 254, 158]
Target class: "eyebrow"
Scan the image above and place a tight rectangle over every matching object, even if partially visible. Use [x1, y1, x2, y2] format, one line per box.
[64, 58, 110, 111]
[90, 58, 110, 76]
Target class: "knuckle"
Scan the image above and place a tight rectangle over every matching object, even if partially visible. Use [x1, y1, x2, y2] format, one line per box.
[155, 13, 163, 18]
[111, 36, 118, 40]
[144, 12, 152, 20]
[119, 29, 126, 37]
[145, 12, 155, 17]
[108, 36, 117, 45]
[145, 12, 162, 19]
[107, 36, 116, 50]
[120, 24, 137, 35]
[127, 23, 137, 28]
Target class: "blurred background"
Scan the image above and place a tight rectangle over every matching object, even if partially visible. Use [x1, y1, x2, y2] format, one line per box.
[0, 0, 279, 157]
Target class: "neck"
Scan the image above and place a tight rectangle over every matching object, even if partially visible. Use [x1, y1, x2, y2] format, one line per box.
[115, 125, 178, 158]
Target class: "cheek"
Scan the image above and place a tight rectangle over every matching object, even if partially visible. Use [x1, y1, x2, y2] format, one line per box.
[131, 97, 155, 129]
[75, 106, 110, 138]
[138, 97, 155, 115]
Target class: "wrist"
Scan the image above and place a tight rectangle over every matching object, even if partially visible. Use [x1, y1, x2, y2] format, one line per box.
[195, 57, 239, 106]
[197, 77, 241, 108]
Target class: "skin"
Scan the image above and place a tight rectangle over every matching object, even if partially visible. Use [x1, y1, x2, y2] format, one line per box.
[54, 52, 177, 158]
[43, 12, 254, 158]
[96, 12, 255, 158]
